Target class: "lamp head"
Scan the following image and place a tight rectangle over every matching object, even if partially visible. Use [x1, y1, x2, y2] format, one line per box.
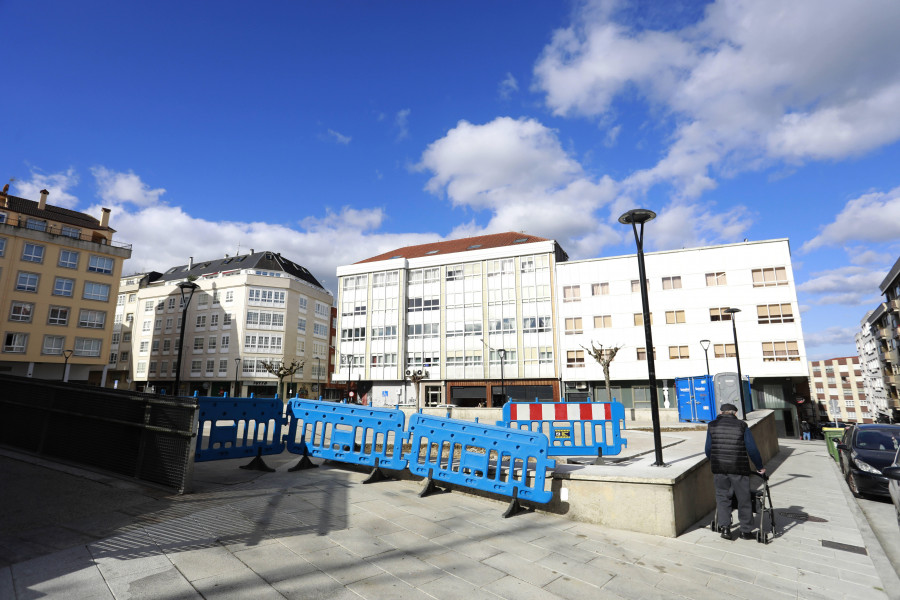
[618, 209, 657, 225]
[723, 307, 741, 315]
[700, 339, 710, 350]
[63, 349, 74, 359]
[177, 280, 199, 303]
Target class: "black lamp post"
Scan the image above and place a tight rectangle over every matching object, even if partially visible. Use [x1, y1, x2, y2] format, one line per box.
[316, 356, 321, 398]
[173, 281, 199, 397]
[345, 353, 353, 401]
[700, 339, 711, 378]
[498, 348, 506, 405]
[62, 348, 74, 382]
[723, 307, 746, 416]
[233, 356, 241, 397]
[619, 208, 665, 467]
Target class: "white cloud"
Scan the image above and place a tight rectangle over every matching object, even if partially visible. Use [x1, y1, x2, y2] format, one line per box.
[797, 265, 887, 305]
[499, 72, 519, 99]
[395, 109, 411, 140]
[92, 166, 166, 208]
[848, 246, 893, 266]
[417, 117, 619, 255]
[649, 201, 752, 251]
[803, 326, 858, 349]
[326, 129, 352, 145]
[12, 168, 80, 208]
[534, 0, 900, 197]
[802, 186, 900, 251]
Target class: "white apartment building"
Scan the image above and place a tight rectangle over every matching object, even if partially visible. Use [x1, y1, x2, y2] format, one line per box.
[113, 251, 333, 398]
[808, 356, 871, 424]
[554, 239, 808, 433]
[855, 311, 890, 420]
[335, 233, 568, 407]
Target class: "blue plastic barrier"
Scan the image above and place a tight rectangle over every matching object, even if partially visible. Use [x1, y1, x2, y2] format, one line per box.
[194, 396, 286, 471]
[498, 400, 627, 459]
[405, 413, 556, 516]
[283, 398, 407, 479]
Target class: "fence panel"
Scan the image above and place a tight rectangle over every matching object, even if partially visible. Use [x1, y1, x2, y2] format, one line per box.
[499, 401, 627, 457]
[405, 413, 556, 512]
[194, 397, 285, 463]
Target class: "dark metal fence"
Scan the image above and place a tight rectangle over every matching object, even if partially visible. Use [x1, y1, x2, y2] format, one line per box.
[0, 374, 197, 493]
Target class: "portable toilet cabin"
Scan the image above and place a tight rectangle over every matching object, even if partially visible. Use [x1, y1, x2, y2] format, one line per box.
[675, 375, 716, 422]
[713, 372, 752, 419]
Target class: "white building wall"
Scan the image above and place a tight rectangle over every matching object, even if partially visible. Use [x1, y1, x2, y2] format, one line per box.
[556, 239, 808, 387]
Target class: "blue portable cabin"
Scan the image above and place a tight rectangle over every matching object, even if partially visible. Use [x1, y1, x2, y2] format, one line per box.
[675, 375, 716, 423]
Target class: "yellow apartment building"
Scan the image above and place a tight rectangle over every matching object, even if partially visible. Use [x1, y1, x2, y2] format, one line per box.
[0, 187, 132, 382]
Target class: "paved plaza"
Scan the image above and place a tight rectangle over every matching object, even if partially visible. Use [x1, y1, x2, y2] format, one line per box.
[1, 436, 898, 599]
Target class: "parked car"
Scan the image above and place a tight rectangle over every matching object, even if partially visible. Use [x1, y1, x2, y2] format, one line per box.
[836, 424, 900, 498]
[884, 446, 900, 528]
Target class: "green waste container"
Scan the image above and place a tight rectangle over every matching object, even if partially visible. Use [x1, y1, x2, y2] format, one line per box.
[823, 427, 845, 462]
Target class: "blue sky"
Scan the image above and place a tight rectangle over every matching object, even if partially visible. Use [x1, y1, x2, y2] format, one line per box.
[4, 0, 900, 361]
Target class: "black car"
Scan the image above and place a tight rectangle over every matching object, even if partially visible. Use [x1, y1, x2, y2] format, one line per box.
[837, 424, 900, 498]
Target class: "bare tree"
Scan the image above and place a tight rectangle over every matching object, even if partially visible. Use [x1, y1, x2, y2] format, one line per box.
[260, 357, 303, 400]
[581, 342, 622, 403]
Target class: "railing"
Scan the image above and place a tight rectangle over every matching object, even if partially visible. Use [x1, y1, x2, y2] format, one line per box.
[0, 218, 132, 250]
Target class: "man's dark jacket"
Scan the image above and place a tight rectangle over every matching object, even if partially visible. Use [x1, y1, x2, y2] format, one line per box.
[707, 415, 752, 475]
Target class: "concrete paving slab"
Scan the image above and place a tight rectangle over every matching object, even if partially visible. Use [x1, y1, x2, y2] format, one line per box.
[104, 565, 200, 600]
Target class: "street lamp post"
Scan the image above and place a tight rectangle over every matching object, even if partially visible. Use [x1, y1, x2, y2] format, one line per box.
[173, 281, 199, 397]
[723, 307, 746, 417]
[316, 356, 321, 399]
[700, 339, 711, 378]
[62, 349, 74, 382]
[498, 348, 506, 405]
[345, 354, 352, 401]
[233, 356, 241, 397]
[619, 208, 665, 467]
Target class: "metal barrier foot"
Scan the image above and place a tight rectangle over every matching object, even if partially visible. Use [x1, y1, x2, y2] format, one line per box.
[240, 450, 275, 473]
[593, 447, 604, 466]
[418, 473, 447, 497]
[362, 465, 392, 484]
[288, 454, 319, 472]
[502, 489, 533, 518]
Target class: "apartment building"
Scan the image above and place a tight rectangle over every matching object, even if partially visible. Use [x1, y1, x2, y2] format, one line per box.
[808, 356, 871, 423]
[0, 187, 131, 382]
[335, 233, 568, 407]
[114, 251, 333, 397]
[557, 239, 808, 433]
[855, 255, 900, 422]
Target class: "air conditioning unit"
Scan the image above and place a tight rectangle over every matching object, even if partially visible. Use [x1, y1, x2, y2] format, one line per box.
[415, 369, 424, 377]
[422, 370, 429, 378]
[405, 368, 414, 377]
[576, 382, 588, 390]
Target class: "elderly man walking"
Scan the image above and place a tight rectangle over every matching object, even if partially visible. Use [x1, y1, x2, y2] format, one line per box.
[705, 403, 765, 540]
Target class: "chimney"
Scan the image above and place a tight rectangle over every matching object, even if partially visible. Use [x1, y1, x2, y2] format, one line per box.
[100, 207, 111, 228]
[250, 248, 255, 255]
[39, 189, 49, 210]
[189, 256, 194, 270]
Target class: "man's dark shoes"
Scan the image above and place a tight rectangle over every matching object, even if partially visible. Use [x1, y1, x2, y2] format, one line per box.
[739, 531, 755, 540]
[717, 526, 732, 540]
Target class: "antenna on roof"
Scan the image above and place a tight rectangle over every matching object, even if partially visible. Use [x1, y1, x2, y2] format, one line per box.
[236, 242, 241, 255]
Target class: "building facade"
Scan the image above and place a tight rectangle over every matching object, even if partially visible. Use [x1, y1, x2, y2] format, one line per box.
[114, 251, 333, 398]
[0, 188, 131, 382]
[855, 256, 900, 421]
[808, 356, 871, 423]
[557, 239, 809, 434]
[335, 233, 568, 407]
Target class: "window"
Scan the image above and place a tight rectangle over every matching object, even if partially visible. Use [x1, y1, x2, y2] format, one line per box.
[564, 318, 583, 334]
[669, 345, 690, 359]
[196, 315, 207, 328]
[125, 313, 134, 323]
[78, 310, 106, 329]
[709, 308, 733, 322]
[144, 300, 155, 312]
[566, 350, 585, 368]
[631, 279, 649, 293]
[0, 237, 5, 256]
[21, 243, 45, 263]
[752, 267, 788, 287]
[16, 272, 39, 292]
[714, 343, 736, 358]
[563, 285, 581, 302]
[139, 341, 149, 353]
[661, 276, 682, 290]
[225, 290, 234, 303]
[757, 303, 794, 324]
[522, 315, 552, 333]
[297, 318, 307, 333]
[193, 337, 204, 351]
[592, 282, 609, 296]
[73, 338, 101, 357]
[593, 315, 612, 328]
[167, 297, 176, 309]
[25, 218, 47, 232]
[123, 332, 131, 342]
[665, 310, 686, 324]
[61, 226, 81, 239]
[219, 359, 228, 374]
[210, 314, 219, 327]
[313, 323, 328, 337]
[151, 340, 160, 353]
[314, 302, 328, 318]
[208, 336, 217, 351]
[762, 341, 800, 361]
[141, 320, 151, 332]
[221, 335, 229, 350]
[120, 350, 129, 362]
[706, 272, 727, 286]
[9, 301, 34, 323]
[636, 347, 656, 360]
[223, 313, 232, 326]
[191, 361, 201, 374]
[111, 333, 120, 345]
[43, 335, 65, 355]
[88, 255, 114, 274]
[205, 359, 214, 373]
[128, 293, 137, 303]
[633, 313, 653, 326]
[162, 339, 171, 353]
[48, 306, 70, 326]
[83, 282, 110, 301]
[3, 333, 28, 353]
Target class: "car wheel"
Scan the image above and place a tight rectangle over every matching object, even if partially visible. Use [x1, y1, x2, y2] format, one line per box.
[846, 470, 862, 498]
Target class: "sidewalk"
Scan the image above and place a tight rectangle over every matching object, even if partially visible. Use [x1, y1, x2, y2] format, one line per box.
[2, 438, 898, 599]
